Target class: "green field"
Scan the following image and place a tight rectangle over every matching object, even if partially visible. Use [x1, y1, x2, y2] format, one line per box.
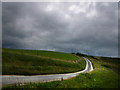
[2, 48, 86, 75]
[3, 48, 79, 61]
[5, 54, 119, 88]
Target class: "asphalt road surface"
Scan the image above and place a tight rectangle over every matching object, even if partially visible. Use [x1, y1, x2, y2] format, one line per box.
[2, 57, 93, 86]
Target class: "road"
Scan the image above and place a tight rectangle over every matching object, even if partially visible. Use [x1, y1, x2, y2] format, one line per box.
[2, 57, 93, 86]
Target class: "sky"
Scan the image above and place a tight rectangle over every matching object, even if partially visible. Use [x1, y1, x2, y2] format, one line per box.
[2, 2, 118, 57]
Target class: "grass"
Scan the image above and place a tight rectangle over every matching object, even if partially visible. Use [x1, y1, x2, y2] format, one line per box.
[2, 48, 86, 75]
[2, 48, 79, 61]
[4, 54, 119, 88]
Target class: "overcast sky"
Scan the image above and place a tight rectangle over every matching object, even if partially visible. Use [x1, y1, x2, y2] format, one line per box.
[2, 2, 118, 57]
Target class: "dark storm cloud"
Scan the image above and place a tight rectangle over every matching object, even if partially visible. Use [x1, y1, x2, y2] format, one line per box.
[2, 2, 118, 57]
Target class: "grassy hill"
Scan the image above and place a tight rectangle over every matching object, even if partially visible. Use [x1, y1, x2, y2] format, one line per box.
[5, 53, 119, 88]
[3, 48, 79, 61]
[2, 48, 86, 75]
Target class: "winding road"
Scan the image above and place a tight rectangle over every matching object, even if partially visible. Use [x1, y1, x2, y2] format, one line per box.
[2, 57, 93, 86]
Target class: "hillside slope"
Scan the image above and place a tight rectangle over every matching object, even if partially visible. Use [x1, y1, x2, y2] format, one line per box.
[2, 48, 86, 75]
[3, 48, 78, 61]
